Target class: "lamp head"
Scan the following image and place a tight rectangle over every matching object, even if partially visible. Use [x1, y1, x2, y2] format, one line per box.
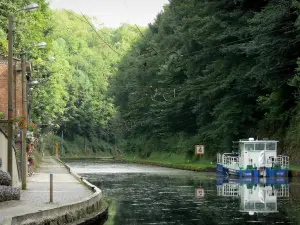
[21, 3, 39, 11]
[35, 42, 47, 49]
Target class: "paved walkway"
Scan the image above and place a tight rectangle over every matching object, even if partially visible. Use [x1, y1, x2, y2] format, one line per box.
[0, 156, 93, 224]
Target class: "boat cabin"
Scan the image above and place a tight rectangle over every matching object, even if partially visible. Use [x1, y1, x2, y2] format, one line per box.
[217, 138, 289, 177]
[238, 138, 279, 170]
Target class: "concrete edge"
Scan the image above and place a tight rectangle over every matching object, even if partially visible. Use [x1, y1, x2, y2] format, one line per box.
[7, 157, 108, 225]
[55, 157, 98, 191]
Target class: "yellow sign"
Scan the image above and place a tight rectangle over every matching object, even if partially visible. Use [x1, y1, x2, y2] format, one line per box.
[55, 141, 59, 156]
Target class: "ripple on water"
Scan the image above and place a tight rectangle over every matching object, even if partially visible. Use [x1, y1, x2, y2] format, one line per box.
[64, 160, 300, 225]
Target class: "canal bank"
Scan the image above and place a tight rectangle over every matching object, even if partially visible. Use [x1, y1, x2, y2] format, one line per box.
[61, 153, 215, 172]
[114, 153, 300, 177]
[120, 156, 300, 176]
[116, 154, 216, 172]
[61, 153, 300, 176]
[0, 156, 108, 225]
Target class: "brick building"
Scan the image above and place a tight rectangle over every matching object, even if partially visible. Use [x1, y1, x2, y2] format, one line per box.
[0, 54, 31, 119]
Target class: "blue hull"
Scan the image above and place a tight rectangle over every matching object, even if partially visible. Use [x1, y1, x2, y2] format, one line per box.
[217, 176, 289, 185]
[216, 164, 289, 177]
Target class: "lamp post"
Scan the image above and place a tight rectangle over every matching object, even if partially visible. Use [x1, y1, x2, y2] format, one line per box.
[8, 2, 39, 188]
[21, 41, 46, 190]
[21, 51, 27, 190]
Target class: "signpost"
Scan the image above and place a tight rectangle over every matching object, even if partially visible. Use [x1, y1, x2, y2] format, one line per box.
[195, 145, 205, 155]
[50, 173, 53, 203]
[195, 188, 205, 198]
[55, 141, 59, 158]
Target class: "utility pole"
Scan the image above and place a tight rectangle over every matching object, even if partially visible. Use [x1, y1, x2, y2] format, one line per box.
[7, 2, 40, 188]
[21, 52, 27, 190]
[7, 15, 14, 181]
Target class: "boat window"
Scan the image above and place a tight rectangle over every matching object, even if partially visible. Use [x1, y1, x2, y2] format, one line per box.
[245, 144, 254, 151]
[255, 143, 265, 151]
[239, 143, 244, 154]
[266, 203, 276, 210]
[244, 202, 255, 210]
[266, 143, 276, 150]
[255, 203, 266, 210]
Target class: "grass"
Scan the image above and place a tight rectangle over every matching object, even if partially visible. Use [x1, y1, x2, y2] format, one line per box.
[290, 165, 300, 171]
[118, 152, 216, 172]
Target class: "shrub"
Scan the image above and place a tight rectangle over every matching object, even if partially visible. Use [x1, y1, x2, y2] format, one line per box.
[0, 186, 20, 202]
[0, 171, 11, 186]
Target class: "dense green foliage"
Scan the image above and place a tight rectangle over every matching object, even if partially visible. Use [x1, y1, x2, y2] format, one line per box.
[29, 11, 144, 154]
[0, 1, 142, 155]
[110, 0, 300, 160]
[0, 0, 52, 60]
[3, 0, 300, 159]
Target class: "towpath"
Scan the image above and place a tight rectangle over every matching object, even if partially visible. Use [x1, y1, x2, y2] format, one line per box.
[0, 156, 93, 224]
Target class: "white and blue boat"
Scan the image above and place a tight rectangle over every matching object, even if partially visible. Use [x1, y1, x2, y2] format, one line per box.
[217, 138, 289, 177]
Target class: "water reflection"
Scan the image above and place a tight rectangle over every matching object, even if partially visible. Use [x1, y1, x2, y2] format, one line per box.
[65, 160, 300, 225]
[217, 177, 289, 215]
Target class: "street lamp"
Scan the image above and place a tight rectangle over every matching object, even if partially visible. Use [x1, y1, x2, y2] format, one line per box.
[8, 2, 39, 188]
[30, 80, 39, 85]
[34, 42, 47, 49]
[17, 3, 39, 12]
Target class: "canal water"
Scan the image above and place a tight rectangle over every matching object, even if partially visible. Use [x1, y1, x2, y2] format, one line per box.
[65, 160, 300, 225]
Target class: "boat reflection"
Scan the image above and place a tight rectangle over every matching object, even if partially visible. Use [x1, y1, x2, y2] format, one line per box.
[217, 177, 289, 215]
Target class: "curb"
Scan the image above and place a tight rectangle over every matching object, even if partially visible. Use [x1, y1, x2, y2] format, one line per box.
[55, 157, 99, 191]
[4, 157, 108, 225]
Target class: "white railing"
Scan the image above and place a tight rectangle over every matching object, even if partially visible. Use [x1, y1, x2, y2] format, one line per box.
[217, 153, 222, 164]
[277, 185, 289, 198]
[223, 155, 239, 170]
[217, 184, 239, 197]
[276, 155, 289, 169]
[217, 153, 240, 170]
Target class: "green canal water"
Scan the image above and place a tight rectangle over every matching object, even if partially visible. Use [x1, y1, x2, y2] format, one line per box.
[65, 160, 300, 225]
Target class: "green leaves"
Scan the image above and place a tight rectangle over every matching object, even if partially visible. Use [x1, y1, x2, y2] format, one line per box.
[109, 0, 300, 156]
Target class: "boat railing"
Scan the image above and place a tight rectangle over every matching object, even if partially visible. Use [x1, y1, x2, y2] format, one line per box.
[217, 153, 222, 164]
[217, 183, 239, 197]
[276, 155, 289, 169]
[223, 155, 239, 170]
[277, 185, 289, 198]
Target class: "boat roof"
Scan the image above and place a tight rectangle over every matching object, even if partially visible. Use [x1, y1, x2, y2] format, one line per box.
[240, 210, 278, 214]
[238, 139, 279, 143]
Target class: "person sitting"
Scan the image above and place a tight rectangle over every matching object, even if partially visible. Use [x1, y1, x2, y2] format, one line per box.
[28, 156, 34, 176]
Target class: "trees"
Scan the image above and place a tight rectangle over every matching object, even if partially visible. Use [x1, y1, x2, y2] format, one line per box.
[28, 11, 143, 154]
[110, 0, 300, 157]
[4, 0, 300, 157]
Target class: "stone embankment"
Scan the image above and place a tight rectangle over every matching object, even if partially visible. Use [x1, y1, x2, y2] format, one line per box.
[0, 156, 107, 225]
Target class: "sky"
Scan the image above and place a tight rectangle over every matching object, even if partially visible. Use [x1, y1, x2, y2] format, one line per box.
[49, 0, 169, 28]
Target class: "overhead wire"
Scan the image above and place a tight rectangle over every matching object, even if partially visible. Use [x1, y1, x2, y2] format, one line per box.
[60, 9, 298, 104]
[64, 10, 111, 37]
[134, 24, 158, 54]
[63, 9, 297, 61]
[80, 12, 121, 56]
[62, 9, 121, 55]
